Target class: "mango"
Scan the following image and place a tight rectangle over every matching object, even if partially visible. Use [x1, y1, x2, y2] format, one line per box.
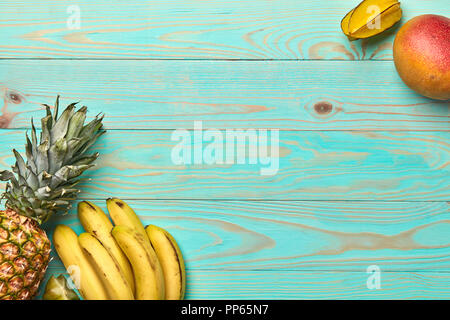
[393, 14, 450, 100]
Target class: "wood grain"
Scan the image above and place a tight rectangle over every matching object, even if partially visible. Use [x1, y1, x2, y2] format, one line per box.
[1, 129, 448, 201]
[41, 266, 450, 299]
[185, 270, 450, 299]
[0, 0, 448, 60]
[1, 60, 449, 131]
[1, 0, 449, 300]
[43, 200, 450, 272]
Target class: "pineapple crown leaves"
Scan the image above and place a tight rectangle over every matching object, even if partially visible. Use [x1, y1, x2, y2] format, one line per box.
[0, 96, 106, 224]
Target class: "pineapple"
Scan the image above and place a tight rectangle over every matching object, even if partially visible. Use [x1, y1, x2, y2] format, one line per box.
[0, 96, 105, 300]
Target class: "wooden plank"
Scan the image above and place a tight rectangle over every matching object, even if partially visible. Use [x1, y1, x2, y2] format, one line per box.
[0, 0, 448, 60]
[186, 270, 450, 299]
[1, 60, 449, 130]
[41, 266, 450, 299]
[40, 200, 450, 271]
[1, 129, 448, 201]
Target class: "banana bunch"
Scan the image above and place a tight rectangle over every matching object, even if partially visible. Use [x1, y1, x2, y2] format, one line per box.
[51, 198, 186, 300]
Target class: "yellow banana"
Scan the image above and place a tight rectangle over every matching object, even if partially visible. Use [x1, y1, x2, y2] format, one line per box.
[78, 201, 135, 293]
[106, 198, 149, 242]
[78, 233, 134, 300]
[53, 225, 108, 300]
[112, 225, 165, 300]
[146, 225, 186, 300]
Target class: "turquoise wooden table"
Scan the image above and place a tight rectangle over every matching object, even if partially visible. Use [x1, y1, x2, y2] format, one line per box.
[0, 0, 449, 299]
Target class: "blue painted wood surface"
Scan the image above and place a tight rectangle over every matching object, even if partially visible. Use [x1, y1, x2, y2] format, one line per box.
[1, 60, 448, 130]
[1, 130, 449, 200]
[0, 0, 448, 60]
[0, 0, 449, 299]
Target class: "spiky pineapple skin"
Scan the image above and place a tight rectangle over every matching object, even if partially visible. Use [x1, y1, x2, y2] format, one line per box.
[0, 96, 105, 299]
[0, 209, 51, 300]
